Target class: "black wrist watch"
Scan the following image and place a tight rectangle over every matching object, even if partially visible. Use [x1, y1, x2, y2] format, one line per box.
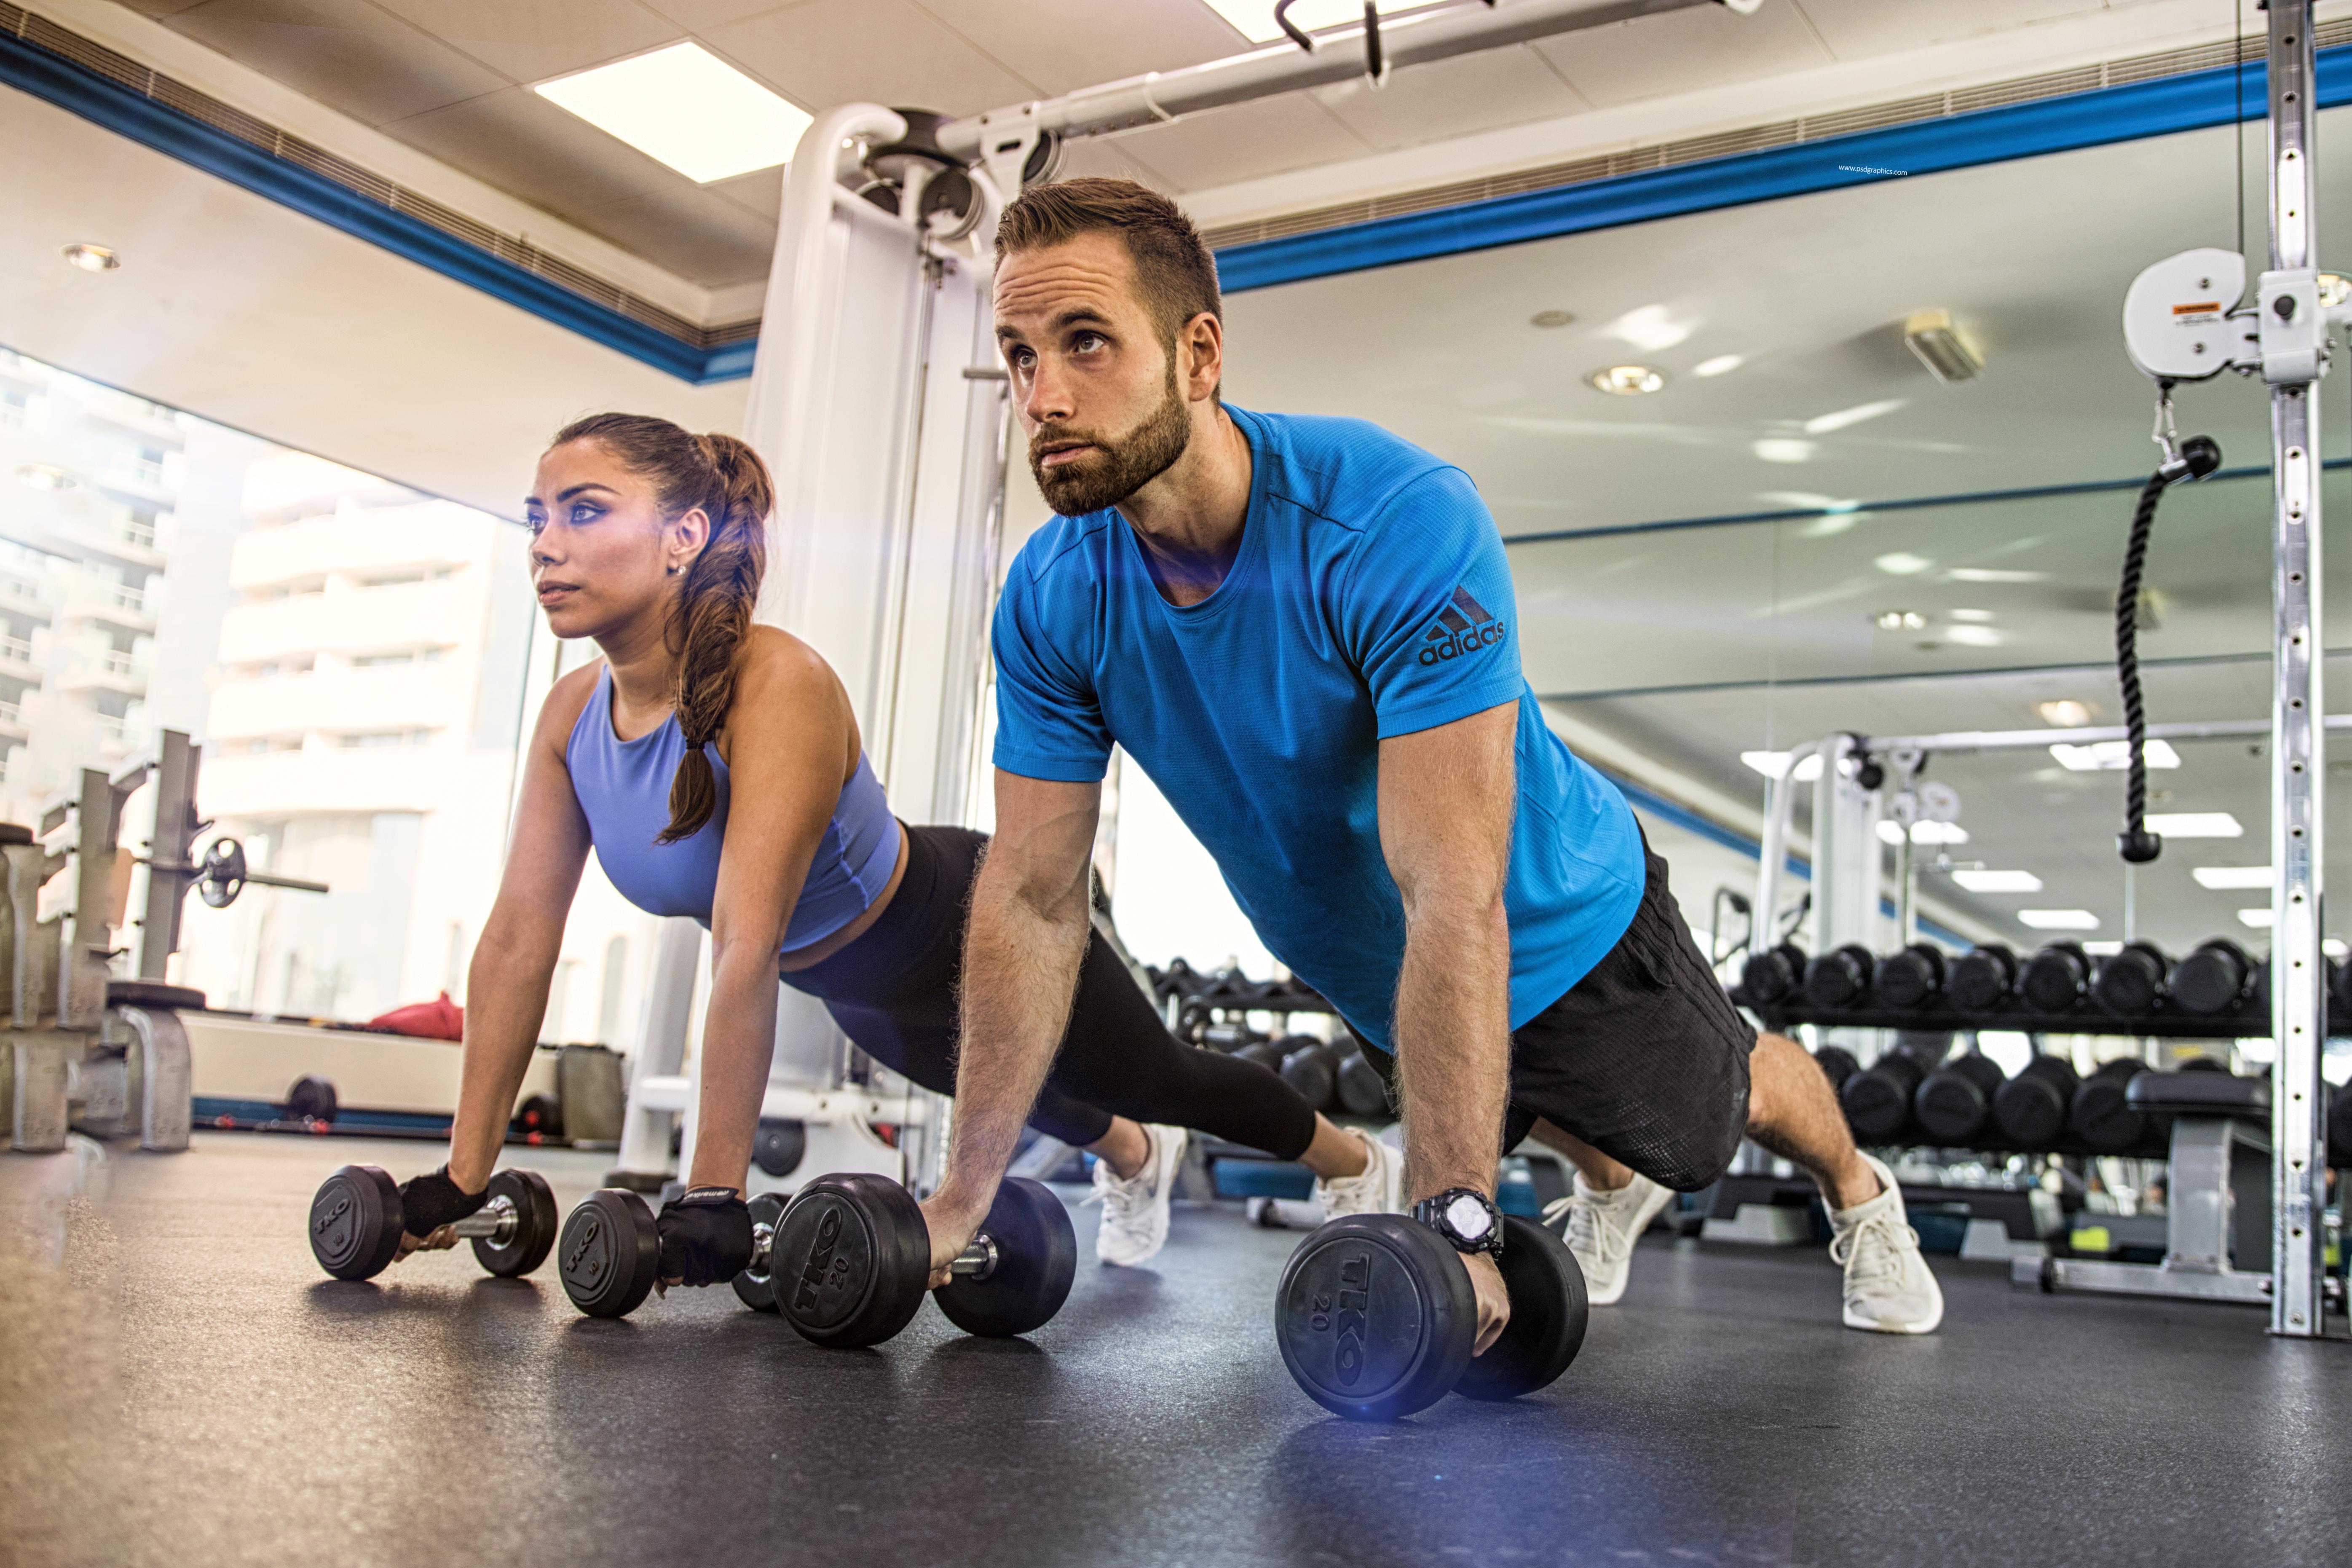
[1412, 1187, 1505, 1258]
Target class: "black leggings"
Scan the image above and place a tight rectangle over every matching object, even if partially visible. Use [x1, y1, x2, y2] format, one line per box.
[782, 824, 1318, 1160]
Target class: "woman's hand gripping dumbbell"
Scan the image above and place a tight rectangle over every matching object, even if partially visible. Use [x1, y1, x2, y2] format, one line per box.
[557, 1171, 1077, 1344]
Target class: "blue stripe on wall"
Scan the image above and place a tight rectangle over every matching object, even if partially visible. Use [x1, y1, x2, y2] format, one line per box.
[1217, 48, 2348, 293]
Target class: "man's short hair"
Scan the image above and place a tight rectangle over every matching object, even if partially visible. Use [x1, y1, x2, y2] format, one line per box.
[995, 177, 1221, 348]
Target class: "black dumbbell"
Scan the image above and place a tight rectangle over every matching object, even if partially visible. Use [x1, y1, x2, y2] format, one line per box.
[563, 1173, 1078, 1342]
[2172, 939, 2257, 1015]
[1812, 1045, 1861, 1093]
[308, 1165, 559, 1283]
[1945, 944, 2019, 1011]
[2019, 942, 2092, 1012]
[1873, 944, 1945, 1010]
[1738, 941, 1807, 1004]
[1279, 1035, 1341, 1112]
[2092, 941, 2170, 1014]
[2069, 1059, 2148, 1153]
[285, 1075, 339, 1125]
[773, 1174, 1076, 1343]
[1991, 1052, 2080, 1146]
[1336, 1049, 1392, 1116]
[1913, 1053, 2006, 1143]
[1840, 1051, 1925, 1143]
[1275, 1213, 1587, 1421]
[1803, 944, 1875, 1008]
[1232, 1037, 1288, 1073]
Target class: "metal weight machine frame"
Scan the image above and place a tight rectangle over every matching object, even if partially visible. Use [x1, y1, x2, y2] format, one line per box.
[605, 0, 1766, 1199]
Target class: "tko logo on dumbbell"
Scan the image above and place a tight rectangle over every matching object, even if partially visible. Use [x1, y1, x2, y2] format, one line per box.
[1307, 1249, 1373, 1387]
[792, 1207, 844, 1315]
[564, 1214, 606, 1283]
[313, 1195, 351, 1236]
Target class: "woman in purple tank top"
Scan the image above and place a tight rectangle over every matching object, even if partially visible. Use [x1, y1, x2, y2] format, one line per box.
[382, 413, 1389, 1300]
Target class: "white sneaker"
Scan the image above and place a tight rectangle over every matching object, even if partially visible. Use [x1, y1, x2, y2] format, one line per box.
[1829, 1154, 1945, 1335]
[1314, 1128, 1403, 1218]
[1543, 1171, 1673, 1306]
[1087, 1124, 1187, 1267]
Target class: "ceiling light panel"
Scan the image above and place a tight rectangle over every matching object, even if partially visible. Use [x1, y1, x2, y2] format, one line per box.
[2019, 909, 2100, 930]
[2145, 812, 2244, 839]
[2239, 908, 2275, 929]
[2049, 739, 2180, 772]
[1954, 868, 2042, 893]
[2193, 866, 2274, 889]
[1739, 750, 1824, 782]
[535, 43, 813, 184]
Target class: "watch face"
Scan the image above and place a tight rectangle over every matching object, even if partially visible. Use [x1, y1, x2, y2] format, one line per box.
[1444, 1193, 1495, 1241]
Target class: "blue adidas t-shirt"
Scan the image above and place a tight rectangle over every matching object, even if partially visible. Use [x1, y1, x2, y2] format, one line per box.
[991, 406, 1644, 1051]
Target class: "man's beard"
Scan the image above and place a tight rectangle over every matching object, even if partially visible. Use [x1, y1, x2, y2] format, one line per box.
[1029, 369, 1192, 516]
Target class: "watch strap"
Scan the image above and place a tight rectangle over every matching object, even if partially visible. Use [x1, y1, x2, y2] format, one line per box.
[1412, 1187, 1505, 1257]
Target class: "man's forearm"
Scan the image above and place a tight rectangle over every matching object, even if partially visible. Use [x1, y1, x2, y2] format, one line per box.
[1393, 895, 1513, 1201]
[685, 945, 783, 1191]
[447, 931, 560, 1191]
[935, 863, 1090, 1219]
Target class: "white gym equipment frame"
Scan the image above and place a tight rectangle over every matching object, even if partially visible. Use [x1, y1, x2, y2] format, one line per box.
[607, 0, 1754, 1198]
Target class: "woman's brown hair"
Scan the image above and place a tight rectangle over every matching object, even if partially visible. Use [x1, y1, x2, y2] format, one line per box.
[549, 412, 774, 843]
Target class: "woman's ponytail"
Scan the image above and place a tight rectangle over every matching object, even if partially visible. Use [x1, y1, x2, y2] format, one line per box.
[545, 414, 775, 844]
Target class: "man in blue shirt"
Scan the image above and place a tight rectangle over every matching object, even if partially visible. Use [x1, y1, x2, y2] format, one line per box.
[919, 177, 1942, 1345]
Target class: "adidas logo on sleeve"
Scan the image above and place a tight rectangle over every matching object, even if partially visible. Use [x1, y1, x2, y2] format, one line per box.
[1417, 585, 1508, 666]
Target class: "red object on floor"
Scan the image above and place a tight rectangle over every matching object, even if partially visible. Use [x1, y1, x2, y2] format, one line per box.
[367, 992, 463, 1041]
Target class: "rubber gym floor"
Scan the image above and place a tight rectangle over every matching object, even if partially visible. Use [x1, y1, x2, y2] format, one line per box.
[5, 1135, 2349, 1568]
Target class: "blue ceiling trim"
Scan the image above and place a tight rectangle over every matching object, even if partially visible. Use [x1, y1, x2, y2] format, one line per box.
[0, 27, 746, 385]
[1216, 48, 2345, 293]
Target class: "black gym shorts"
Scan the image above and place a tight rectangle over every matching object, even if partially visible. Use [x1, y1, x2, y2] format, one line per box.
[1361, 836, 1756, 1192]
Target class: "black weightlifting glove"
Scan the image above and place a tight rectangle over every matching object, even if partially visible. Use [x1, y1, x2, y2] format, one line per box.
[397, 1166, 487, 1240]
[657, 1187, 753, 1287]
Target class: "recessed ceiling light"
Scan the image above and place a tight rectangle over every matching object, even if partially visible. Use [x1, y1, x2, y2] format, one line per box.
[1944, 624, 2004, 647]
[1949, 608, 1994, 623]
[1740, 750, 1824, 782]
[1876, 819, 1970, 846]
[1692, 354, 1744, 378]
[2036, 699, 2092, 726]
[62, 243, 119, 272]
[2019, 909, 2100, 930]
[1605, 304, 1693, 352]
[2049, 739, 2180, 772]
[1955, 868, 2042, 893]
[1589, 365, 1665, 396]
[1903, 308, 1984, 383]
[1874, 552, 1933, 575]
[534, 43, 813, 184]
[1872, 609, 1925, 631]
[1752, 437, 1814, 463]
[2145, 812, 2243, 838]
[1950, 567, 2048, 583]
[2194, 865, 2274, 889]
[14, 463, 74, 490]
[1530, 309, 1576, 328]
[2239, 907, 2274, 929]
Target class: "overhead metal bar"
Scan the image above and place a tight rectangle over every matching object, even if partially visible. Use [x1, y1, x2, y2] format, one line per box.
[938, 0, 1729, 160]
[1866, 715, 2352, 754]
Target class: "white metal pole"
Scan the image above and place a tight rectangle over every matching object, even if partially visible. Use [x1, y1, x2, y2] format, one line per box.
[2263, 0, 2328, 1339]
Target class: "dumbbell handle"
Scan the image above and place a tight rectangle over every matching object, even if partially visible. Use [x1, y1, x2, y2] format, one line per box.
[439, 1193, 520, 1244]
[747, 1219, 998, 1280]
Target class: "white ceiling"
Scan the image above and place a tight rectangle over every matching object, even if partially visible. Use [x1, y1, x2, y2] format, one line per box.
[88, 0, 2269, 294]
[0, 83, 744, 518]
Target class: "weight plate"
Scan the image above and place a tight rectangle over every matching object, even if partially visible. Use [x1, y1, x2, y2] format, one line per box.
[472, 1168, 559, 1279]
[1455, 1216, 1588, 1402]
[934, 1178, 1077, 1338]
[773, 1174, 929, 1348]
[558, 1188, 659, 1319]
[1275, 1215, 1474, 1422]
[732, 1193, 787, 1313]
[309, 1164, 404, 1281]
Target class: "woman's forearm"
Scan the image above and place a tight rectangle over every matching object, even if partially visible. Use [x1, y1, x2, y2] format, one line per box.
[684, 942, 783, 1192]
[446, 927, 560, 1191]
